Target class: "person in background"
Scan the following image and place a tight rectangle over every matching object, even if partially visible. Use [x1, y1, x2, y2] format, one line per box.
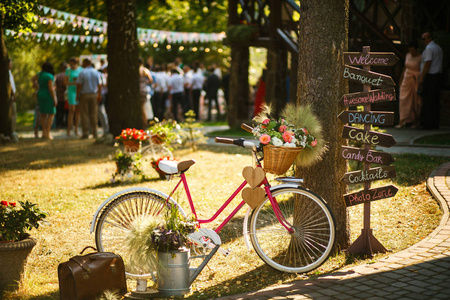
[168, 68, 185, 122]
[31, 71, 41, 138]
[98, 65, 109, 137]
[139, 57, 154, 127]
[253, 69, 267, 117]
[396, 40, 422, 128]
[55, 62, 67, 129]
[65, 57, 83, 137]
[183, 64, 193, 112]
[37, 62, 57, 140]
[76, 58, 102, 139]
[152, 64, 167, 120]
[204, 66, 221, 121]
[419, 31, 443, 129]
[8, 58, 17, 135]
[190, 62, 205, 119]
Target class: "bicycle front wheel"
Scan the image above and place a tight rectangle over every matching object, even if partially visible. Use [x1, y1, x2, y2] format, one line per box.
[95, 191, 175, 279]
[249, 186, 335, 273]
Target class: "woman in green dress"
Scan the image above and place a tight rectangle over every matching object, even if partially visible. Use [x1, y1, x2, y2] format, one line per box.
[64, 57, 83, 137]
[37, 62, 57, 140]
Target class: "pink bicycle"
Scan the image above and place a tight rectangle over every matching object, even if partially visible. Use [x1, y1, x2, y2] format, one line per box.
[90, 124, 335, 281]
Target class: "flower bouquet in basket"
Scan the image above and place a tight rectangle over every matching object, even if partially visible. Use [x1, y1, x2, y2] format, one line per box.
[253, 104, 327, 174]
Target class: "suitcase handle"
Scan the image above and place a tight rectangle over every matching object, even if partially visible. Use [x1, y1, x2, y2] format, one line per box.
[79, 246, 97, 255]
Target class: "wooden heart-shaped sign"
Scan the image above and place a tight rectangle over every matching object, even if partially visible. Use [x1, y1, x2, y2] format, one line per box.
[242, 187, 265, 209]
[242, 166, 265, 189]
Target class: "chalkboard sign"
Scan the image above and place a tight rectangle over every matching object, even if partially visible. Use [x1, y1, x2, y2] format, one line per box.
[344, 52, 399, 66]
[344, 185, 399, 207]
[340, 88, 396, 106]
[341, 166, 397, 185]
[342, 125, 396, 147]
[340, 146, 395, 165]
[343, 66, 395, 87]
[338, 111, 394, 126]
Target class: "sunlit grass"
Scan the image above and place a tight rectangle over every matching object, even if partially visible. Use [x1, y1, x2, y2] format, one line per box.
[0, 139, 446, 299]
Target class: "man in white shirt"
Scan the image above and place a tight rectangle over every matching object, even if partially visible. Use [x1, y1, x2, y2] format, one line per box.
[419, 32, 443, 129]
[191, 63, 205, 119]
[183, 64, 194, 112]
[76, 58, 102, 138]
[168, 68, 185, 121]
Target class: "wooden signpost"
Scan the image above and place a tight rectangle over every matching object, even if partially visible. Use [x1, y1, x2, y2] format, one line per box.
[340, 88, 396, 106]
[344, 185, 399, 207]
[343, 65, 395, 87]
[339, 46, 399, 256]
[340, 146, 395, 165]
[341, 166, 397, 185]
[344, 52, 399, 66]
[338, 111, 394, 126]
[342, 125, 396, 147]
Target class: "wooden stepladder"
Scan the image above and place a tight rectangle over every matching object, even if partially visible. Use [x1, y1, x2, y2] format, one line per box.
[340, 46, 399, 256]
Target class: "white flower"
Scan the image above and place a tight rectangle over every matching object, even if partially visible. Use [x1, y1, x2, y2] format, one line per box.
[291, 136, 298, 146]
[272, 137, 283, 146]
[284, 142, 297, 148]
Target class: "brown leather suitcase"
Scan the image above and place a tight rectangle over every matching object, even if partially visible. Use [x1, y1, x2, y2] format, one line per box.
[58, 247, 127, 300]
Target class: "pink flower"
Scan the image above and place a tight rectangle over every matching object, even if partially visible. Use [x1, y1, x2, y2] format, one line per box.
[303, 128, 308, 135]
[259, 134, 271, 145]
[261, 119, 270, 128]
[278, 125, 287, 133]
[282, 131, 293, 143]
[311, 139, 317, 147]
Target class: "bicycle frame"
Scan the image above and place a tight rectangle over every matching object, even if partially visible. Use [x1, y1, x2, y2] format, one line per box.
[162, 149, 294, 235]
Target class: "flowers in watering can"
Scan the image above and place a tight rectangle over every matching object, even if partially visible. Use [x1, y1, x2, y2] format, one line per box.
[150, 205, 197, 252]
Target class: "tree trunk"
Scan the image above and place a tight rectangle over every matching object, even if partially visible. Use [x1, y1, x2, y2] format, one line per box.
[0, 25, 12, 138]
[228, 46, 250, 128]
[296, 0, 350, 251]
[106, 0, 141, 136]
[265, 48, 288, 118]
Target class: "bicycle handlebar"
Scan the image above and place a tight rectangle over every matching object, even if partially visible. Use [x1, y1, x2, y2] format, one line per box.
[215, 123, 258, 149]
[215, 137, 234, 144]
[241, 123, 253, 133]
[215, 137, 257, 149]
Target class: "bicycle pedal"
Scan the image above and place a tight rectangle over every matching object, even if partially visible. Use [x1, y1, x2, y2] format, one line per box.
[218, 247, 231, 256]
[188, 228, 222, 246]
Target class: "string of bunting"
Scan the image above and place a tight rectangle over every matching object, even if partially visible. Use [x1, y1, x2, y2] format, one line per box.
[28, 5, 225, 45]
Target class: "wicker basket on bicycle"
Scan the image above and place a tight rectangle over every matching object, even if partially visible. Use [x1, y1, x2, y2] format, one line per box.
[262, 144, 303, 175]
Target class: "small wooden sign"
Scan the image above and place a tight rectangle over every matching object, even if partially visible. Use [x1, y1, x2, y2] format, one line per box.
[342, 125, 396, 147]
[338, 111, 394, 126]
[340, 88, 396, 106]
[340, 146, 395, 165]
[344, 185, 398, 207]
[343, 66, 395, 87]
[242, 166, 265, 189]
[341, 166, 397, 185]
[344, 52, 399, 66]
[242, 187, 265, 209]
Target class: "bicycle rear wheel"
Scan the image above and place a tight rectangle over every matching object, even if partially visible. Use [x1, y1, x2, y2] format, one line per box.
[249, 186, 335, 273]
[95, 190, 177, 280]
